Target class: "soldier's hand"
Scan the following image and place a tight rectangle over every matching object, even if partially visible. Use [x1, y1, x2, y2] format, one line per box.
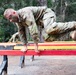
[21, 45, 27, 52]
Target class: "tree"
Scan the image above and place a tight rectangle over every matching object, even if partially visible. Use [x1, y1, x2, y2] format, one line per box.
[0, 0, 76, 42]
[37, 0, 47, 6]
[51, 0, 76, 22]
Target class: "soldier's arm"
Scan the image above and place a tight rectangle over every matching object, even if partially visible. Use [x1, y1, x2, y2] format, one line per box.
[25, 10, 40, 52]
[16, 23, 28, 52]
[17, 24, 27, 44]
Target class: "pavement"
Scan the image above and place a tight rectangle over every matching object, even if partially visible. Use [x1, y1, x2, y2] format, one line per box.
[0, 56, 76, 75]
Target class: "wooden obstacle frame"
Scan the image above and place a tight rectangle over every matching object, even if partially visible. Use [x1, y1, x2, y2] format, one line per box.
[1, 41, 76, 55]
[0, 41, 76, 75]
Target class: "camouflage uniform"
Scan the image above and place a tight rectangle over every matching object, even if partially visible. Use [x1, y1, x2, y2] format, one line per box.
[16, 6, 47, 44]
[16, 6, 76, 44]
[42, 8, 76, 41]
[42, 21, 76, 41]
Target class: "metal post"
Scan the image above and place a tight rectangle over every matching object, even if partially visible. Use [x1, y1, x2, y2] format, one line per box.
[20, 56, 25, 68]
[0, 55, 8, 75]
[30, 55, 34, 61]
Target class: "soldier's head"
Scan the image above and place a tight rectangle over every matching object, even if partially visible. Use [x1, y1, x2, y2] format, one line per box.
[4, 8, 19, 22]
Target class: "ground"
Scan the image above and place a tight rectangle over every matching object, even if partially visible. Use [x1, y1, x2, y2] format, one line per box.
[0, 56, 76, 75]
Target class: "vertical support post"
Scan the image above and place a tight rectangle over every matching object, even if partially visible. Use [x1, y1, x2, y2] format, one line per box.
[20, 56, 25, 68]
[0, 55, 8, 75]
[30, 55, 34, 61]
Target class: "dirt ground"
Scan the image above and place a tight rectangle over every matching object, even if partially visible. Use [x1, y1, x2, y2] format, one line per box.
[0, 56, 76, 75]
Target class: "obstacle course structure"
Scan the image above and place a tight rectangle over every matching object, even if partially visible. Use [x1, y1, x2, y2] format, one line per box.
[0, 41, 76, 75]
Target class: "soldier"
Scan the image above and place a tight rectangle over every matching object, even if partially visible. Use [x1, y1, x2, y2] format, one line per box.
[3, 6, 76, 52]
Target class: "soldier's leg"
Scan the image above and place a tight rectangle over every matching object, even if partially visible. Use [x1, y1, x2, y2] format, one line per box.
[56, 30, 76, 41]
[43, 19, 76, 34]
[43, 8, 56, 34]
[43, 17, 56, 34]
[44, 31, 72, 42]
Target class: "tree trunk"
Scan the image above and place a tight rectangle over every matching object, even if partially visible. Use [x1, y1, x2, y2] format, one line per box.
[37, 0, 47, 6]
[51, 0, 67, 22]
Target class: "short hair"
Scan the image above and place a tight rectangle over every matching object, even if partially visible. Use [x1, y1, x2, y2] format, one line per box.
[4, 8, 15, 17]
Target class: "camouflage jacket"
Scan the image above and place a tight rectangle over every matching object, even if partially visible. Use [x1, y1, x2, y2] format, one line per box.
[16, 6, 47, 44]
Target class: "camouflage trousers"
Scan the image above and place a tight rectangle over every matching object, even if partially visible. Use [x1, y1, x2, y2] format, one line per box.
[44, 31, 72, 42]
[37, 8, 76, 42]
[39, 21, 76, 42]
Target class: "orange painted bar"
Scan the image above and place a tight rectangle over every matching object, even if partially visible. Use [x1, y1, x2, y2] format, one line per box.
[0, 43, 16, 46]
[0, 42, 76, 46]
[28, 42, 76, 46]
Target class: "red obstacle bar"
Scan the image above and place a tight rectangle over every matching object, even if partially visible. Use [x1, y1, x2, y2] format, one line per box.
[0, 50, 76, 56]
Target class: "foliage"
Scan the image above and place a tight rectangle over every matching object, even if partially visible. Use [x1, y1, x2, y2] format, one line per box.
[0, 0, 76, 42]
